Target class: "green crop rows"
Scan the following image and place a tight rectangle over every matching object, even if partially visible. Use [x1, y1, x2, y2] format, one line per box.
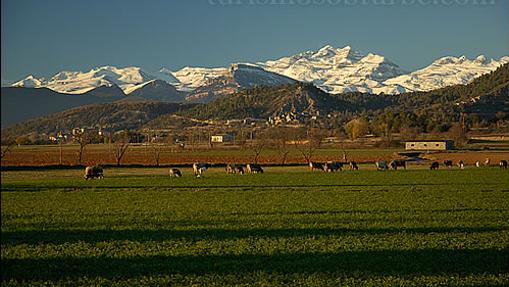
[2, 167, 509, 286]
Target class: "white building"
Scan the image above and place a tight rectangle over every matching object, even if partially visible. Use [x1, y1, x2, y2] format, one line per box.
[405, 140, 454, 151]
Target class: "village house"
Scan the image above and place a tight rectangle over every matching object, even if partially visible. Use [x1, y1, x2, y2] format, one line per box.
[405, 140, 455, 151]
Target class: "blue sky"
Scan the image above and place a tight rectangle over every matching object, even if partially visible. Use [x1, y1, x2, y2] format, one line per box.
[2, 0, 508, 85]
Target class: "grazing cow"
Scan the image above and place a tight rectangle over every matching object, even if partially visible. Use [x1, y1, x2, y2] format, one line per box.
[443, 160, 453, 168]
[169, 168, 182, 178]
[246, 163, 264, 174]
[390, 160, 406, 170]
[84, 166, 103, 180]
[430, 161, 439, 170]
[485, 158, 491, 166]
[225, 164, 245, 175]
[475, 161, 481, 168]
[457, 160, 465, 169]
[309, 162, 325, 172]
[193, 162, 210, 177]
[500, 160, 508, 169]
[325, 161, 343, 172]
[349, 161, 359, 170]
[375, 160, 389, 171]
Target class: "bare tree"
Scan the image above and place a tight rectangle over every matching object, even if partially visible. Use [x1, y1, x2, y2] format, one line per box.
[270, 127, 291, 165]
[1, 137, 16, 160]
[74, 130, 95, 165]
[111, 131, 131, 166]
[248, 129, 267, 164]
[293, 128, 325, 163]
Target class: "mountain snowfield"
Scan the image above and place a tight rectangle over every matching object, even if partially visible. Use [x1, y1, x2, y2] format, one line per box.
[12, 66, 180, 95]
[10, 45, 509, 96]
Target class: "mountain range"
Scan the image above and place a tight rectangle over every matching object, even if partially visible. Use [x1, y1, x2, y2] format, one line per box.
[4, 63, 507, 138]
[2, 45, 508, 128]
[10, 45, 508, 96]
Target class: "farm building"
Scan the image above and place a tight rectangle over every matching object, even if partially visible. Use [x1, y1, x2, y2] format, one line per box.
[405, 140, 454, 151]
[210, 134, 234, 143]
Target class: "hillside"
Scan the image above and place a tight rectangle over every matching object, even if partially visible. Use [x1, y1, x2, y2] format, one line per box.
[154, 83, 395, 124]
[1, 101, 196, 138]
[126, 80, 186, 102]
[1, 86, 125, 127]
[394, 63, 509, 117]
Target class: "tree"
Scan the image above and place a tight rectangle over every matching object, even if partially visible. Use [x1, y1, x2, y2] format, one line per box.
[74, 130, 95, 165]
[344, 118, 369, 140]
[293, 128, 325, 163]
[248, 129, 268, 164]
[111, 131, 131, 166]
[1, 137, 16, 160]
[270, 127, 292, 165]
[448, 123, 467, 148]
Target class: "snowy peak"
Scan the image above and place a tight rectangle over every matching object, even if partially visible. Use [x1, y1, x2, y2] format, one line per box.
[9, 45, 509, 97]
[12, 66, 181, 95]
[11, 75, 45, 88]
[171, 66, 230, 91]
[258, 45, 406, 94]
[384, 54, 509, 93]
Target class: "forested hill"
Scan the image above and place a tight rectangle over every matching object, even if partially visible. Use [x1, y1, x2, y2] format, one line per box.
[177, 83, 396, 121]
[2, 101, 196, 138]
[393, 63, 508, 117]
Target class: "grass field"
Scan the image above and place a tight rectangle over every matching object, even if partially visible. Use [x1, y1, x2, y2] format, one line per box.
[1, 167, 509, 286]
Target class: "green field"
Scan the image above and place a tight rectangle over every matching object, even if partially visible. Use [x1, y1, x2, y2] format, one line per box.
[1, 167, 509, 286]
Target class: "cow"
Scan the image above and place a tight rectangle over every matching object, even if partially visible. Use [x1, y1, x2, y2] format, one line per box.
[246, 163, 264, 174]
[325, 161, 343, 172]
[309, 162, 325, 172]
[430, 161, 439, 170]
[485, 158, 491, 166]
[457, 160, 465, 169]
[500, 160, 508, 169]
[390, 160, 406, 170]
[225, 164, 245, 175]
[193, 162, 210, 177]
[84, 166, 103, 180]
[349, 161, 359, 170]
[375, 160, 389, 171]
[443, 160, 453, 168]
[475, 161, 481, 168]
[169, 168, 182, 178]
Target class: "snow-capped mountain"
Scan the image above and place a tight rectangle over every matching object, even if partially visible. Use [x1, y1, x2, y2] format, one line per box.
[11, 75, 45, 88]
[257, 45, 407, 94]
[383, 55, 509, 93]
[170, 66, 230, 91]
[184, 63, 296, 102]
[257, 45, 508, 94]
[10, 45, 509, 96]
[12, 66, 180, 95]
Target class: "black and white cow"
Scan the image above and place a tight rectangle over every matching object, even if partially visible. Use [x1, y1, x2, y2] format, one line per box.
[457, 160, 465, 169]
[349, 161, 359, 170]
[246, 163, 264, 174]
[443, 160, 453, 168]
[500, 160, 508, 169]
[430, 161, 439, 170]
[375, 160, 389, 171]
[390, 160, 406, 170]
[225, 164, 245, 175]
[309, 162, 325, 172]
[193, 162, 210, 177]
[169, 168, 182, 177]
[325, 161, 343, 172]
[84, 166, 103, 180]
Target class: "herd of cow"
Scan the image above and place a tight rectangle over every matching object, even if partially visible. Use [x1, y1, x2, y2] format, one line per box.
[83, 158, 508, 180]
